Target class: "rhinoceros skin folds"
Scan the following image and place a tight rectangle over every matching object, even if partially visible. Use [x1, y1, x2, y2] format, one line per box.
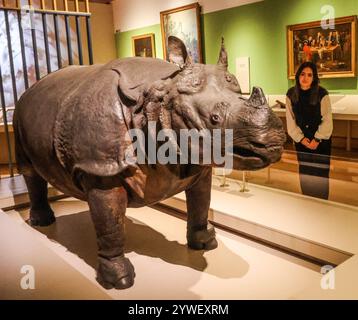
[13, 36, 285, 289]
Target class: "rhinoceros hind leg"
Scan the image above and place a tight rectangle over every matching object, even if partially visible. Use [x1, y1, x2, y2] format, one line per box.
[185, 167, 218, 251]
[85, 181, 134, 290]
[24, 174, 56, 226]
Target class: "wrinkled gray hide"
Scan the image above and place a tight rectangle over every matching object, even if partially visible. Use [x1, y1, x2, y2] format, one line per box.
[13, 36, 285, 289]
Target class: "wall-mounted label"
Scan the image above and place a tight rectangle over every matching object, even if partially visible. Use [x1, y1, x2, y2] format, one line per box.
[236, 57, 250, 94]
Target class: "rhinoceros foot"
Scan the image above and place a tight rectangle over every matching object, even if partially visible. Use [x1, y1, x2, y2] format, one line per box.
[187, 223, 218, 250]
[96, 256, 135, 290]
[28, 207, 56, 227]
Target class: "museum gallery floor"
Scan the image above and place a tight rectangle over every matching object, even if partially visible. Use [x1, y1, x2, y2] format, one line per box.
[0, 175, 357, 299]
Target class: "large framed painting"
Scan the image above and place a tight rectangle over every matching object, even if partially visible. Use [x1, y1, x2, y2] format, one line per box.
[287, 15, 357, 79]
[160, 2, 202, 63]
[132, 33, 156, 58]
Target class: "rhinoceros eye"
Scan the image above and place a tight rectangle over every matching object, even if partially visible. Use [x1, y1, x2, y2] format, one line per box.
[226, 73, 239, 86]
[211, 114, 222, 124]
[225, 74, 233, 82]
[192, 77, 202, 87]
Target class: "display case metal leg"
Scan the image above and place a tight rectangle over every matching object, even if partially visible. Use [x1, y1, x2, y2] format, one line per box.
[220, 172, 229, 187]
[240, 171, 249, 192]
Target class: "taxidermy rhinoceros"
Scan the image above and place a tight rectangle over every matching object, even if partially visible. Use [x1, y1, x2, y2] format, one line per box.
[13, 36, 285, 289]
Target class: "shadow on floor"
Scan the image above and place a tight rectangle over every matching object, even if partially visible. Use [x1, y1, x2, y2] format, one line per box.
[33, 210, 249, 280]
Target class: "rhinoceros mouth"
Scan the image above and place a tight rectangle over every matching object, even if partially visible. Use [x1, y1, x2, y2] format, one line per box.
[233, 146, 268, 164]
[232, 143, 283, 170]
[234, 146, 261, 158]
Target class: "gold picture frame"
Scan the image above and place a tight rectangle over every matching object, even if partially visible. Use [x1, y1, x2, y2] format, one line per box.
[160, 2, 202, 63]
[287, 15, 357, 79]
[132, 33, 156, 58]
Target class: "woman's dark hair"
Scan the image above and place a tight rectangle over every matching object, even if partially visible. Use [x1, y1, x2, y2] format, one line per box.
[291, 61, 320, 105]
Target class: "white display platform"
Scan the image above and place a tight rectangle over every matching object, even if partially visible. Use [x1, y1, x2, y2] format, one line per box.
[0, 209, 110, 300]
[1, 175, 357, 299]
[162, 176, 358, 260]
[1, 199, 320, 300]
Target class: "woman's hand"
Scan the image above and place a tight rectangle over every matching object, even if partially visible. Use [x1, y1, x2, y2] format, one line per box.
[307, 139, 320, 150]
[300, 137, 311, 148]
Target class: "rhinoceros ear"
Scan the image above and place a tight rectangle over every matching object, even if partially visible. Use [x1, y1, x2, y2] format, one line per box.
[168, 36, 191, 68]
[217, 37, 228, 69]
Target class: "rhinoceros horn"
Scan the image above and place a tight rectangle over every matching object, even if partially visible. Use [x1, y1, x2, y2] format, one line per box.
[246, 86, 268, 107]
[217, 37, 228, 69]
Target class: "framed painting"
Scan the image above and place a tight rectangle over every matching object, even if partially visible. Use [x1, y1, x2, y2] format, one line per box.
[160, 2, 202, 63]
[287, 15, 357, 79]
[132, 33, 156, 58]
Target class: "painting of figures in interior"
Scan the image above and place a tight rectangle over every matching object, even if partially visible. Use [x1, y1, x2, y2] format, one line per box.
[287, 15, 356, 78]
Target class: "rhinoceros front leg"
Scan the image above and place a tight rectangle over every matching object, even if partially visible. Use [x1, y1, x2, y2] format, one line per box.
[185, 167, 218, 250]
[86, 184, 135, 289]
[24, 174, 56, 226]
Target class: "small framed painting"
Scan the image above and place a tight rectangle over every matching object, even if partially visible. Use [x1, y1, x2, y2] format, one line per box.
[132, 33, 156, 58]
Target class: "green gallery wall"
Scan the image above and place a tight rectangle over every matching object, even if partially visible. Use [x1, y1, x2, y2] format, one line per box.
[115, 0, 358, 95]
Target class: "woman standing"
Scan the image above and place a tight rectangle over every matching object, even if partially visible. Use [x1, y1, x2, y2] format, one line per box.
[286, 61, 333, 199]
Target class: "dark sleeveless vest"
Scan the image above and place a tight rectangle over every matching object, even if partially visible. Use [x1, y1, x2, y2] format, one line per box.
[286, 86, 328, 140]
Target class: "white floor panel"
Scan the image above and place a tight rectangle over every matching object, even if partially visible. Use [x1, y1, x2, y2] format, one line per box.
[2, 198, 321, 300]
[0, 209, 110, 300]
[171, 176, 358, 255]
